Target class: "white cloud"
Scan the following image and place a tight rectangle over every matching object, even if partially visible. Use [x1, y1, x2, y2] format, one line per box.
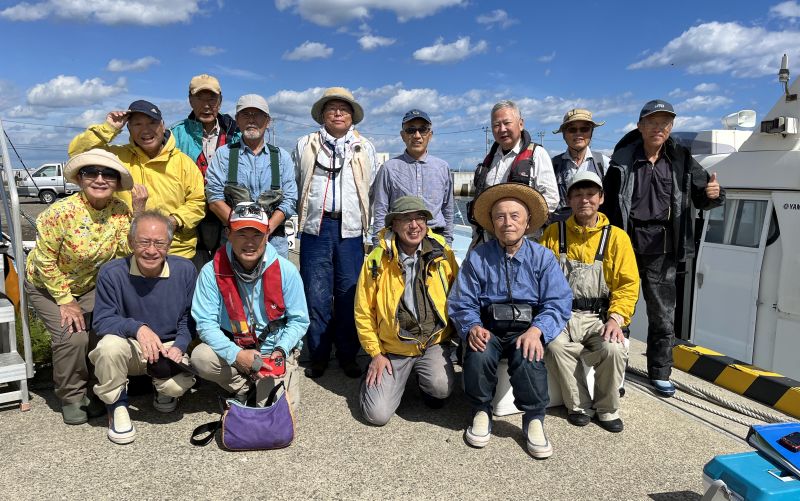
[476, 9, 517, 29]
[537, 51, 555, 63]
[677, 95, 733, 112]
[771, 1, 800, 18]
[694, 82, 719, 93]
[267, 87, 326, 118]
[283, 41, 334, 61]
[0, 0, 204, 25]
[0, 80, 21, 111]
[214, 65, 267, 81]
[413, 37, 487, 64]
[358, 35, 396, 51]
[26, 75, 127, 108]
[628, 21, 800, 78]
[106, 56, 160, 72]
[7, 105, 38, 118]
[191, 45, 226, 56]
[373, 89, 443, 114]
[275, 0, 465, 26]
[668, 88, 685, 98]
[675, 115, 715, 130]
[65, 109, 109, 127]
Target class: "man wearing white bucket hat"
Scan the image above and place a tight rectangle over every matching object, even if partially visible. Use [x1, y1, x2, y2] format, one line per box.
[448, 182, 572, 458]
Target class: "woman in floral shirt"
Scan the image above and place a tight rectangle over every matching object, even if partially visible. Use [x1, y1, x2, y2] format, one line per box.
[25, 149, 144, 425]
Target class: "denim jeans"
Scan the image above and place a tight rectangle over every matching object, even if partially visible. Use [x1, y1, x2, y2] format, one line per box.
[299, 217, 364, 364]
[463, 330, 550, 421]
[636, 253, 677, 380]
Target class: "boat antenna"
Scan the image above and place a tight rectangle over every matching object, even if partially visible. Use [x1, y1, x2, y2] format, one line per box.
[779, 53, 797, 101]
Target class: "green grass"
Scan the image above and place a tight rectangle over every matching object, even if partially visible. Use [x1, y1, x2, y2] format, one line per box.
[14, 311, 51, 363]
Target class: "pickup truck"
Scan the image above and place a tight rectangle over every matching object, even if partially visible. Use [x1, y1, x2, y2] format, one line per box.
[15, 163, 80, 204]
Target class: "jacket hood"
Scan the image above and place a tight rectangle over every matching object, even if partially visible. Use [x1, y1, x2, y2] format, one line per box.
[127, 129, 178, 163]
[566, 211, 610, 236]
[613, 128, 678, 157]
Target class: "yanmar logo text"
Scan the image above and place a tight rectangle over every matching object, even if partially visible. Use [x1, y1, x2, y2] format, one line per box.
[783, 203, 800, 210]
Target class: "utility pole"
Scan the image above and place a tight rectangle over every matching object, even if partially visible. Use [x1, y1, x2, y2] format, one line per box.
[482, 126, 489, 154]
[537, 130, 546, 145]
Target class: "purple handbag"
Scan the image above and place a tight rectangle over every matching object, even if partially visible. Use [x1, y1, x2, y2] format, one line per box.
[191, 382, 295, 450]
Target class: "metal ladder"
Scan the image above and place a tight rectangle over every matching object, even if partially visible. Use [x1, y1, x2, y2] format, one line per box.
[0, 118, 34, 411]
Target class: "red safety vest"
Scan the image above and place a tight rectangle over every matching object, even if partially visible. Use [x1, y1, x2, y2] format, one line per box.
[213, 248, 285, 348]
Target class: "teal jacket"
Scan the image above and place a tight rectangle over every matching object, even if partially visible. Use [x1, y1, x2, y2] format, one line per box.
[171, 112, 240, 174]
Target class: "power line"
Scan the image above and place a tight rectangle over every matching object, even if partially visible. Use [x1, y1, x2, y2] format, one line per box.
[3, 119, 85, 130]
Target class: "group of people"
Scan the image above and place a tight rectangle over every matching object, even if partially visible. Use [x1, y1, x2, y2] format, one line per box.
[23, 73, 725, 457]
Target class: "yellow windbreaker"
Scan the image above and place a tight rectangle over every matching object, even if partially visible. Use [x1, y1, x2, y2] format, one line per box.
[354, 229, 459, 358]
[68, 122, 206, 258]
[541, 213, 640, 326]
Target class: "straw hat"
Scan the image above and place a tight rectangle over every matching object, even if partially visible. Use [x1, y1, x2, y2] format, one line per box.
[552, 108, 605, 134]
[472, 182, 549, 234]
[64, 149, 134, 191]
[311, 87, 364, 125]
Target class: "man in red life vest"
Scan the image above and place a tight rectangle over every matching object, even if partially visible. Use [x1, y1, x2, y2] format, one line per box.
[191, 202, 309, 408]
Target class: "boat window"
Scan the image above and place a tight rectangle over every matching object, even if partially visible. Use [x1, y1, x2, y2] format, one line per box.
[704, 199, 768, 248]
[34, 166, 57, 177]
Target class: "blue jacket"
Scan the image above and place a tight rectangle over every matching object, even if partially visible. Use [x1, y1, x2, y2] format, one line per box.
[447, 238, 572, 343]
[192, 242, 309, 365]
[171, 112, 240, 167]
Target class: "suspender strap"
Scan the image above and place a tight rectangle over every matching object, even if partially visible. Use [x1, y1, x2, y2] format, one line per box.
[228, 142, 240, 183]
[594, 225, 611, 262]
[558, 221, 567, 255]
[267, 144, 280, 190]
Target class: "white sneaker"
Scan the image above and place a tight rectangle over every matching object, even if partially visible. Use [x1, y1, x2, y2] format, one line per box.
[525, 418, 552, 459]
[107, 404, 136, 445]
[465, 411, 492, 448]
[153, 392, 178, 413]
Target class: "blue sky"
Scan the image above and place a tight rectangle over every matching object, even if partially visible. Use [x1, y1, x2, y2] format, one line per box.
[2, 0, 800, 171]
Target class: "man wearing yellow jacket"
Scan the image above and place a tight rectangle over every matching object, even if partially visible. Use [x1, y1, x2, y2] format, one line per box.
[354, 196, 458, 426]
[68, 100, 205, 259]
[541, 171, 639, 433]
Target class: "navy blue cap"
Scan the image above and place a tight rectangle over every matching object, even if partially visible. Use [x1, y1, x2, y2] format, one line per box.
[127, 100, 162, 121]
[402, 109, 431, 125]
[639, 99, 676, 121]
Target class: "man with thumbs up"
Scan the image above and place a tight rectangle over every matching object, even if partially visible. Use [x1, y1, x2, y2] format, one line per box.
[600, 99, 724, 397]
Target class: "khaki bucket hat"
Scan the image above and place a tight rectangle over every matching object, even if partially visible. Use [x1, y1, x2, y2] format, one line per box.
[472, 183, 549, 234]
[552, 108, 605, 134]
[384, 196, 433, 228]
[311, 87, 364, 125]
[64, 149, 134, 191]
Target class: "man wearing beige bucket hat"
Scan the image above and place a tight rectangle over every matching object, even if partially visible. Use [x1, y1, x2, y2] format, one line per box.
[448, 182, 572, 458]
[292, 87, 378, 379]
[550, 108, 610, 223]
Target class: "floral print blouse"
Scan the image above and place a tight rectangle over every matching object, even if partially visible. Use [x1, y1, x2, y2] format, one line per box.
[25, 192, 132, 305]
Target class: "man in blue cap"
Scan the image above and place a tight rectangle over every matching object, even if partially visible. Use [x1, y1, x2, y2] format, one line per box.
[371, 109, 454, 246]
[601, 99, 724, 397]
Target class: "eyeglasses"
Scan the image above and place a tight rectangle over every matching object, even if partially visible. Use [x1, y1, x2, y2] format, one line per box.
[79, 167, 120, 181]
[324, 106, 352, 116]
[133, 239, 169, 250]
[233, 204, 264, 218]
[403, 126, 431, 136]
[238, 110, 268, 120]
[566, 126, 592, 134]
[641, 120, 673, 130]
[395, 215, 428, 225]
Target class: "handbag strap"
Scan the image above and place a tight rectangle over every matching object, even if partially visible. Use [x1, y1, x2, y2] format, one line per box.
[265, 381, 286, 406]
[190, 420, 221, 446]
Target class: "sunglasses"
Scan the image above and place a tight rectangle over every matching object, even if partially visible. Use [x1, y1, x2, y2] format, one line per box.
[403, 126, 431, 135]
[79, 167, 120, 181]
[233, 204, 264, 217]
[566, 126, 592, 134]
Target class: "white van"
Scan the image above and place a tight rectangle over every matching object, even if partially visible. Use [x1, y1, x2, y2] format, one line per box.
[15, 162, 80, 204]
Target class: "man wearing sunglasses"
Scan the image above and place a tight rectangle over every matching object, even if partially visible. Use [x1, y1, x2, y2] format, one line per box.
[89, 211, 198, 444]
[550, 109, 610, 223]
[370, 109, 454, 247]
[600, 99, 724, 397]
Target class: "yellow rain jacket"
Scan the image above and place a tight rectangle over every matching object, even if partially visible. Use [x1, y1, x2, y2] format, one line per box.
[355, 228, 458, 358]
[541, 213, 639, 326]
[68, 122, 206, 258]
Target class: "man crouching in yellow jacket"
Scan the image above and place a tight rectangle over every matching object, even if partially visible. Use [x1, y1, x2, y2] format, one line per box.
[354, 196, 459, 426]
[540, 171, 639, 433]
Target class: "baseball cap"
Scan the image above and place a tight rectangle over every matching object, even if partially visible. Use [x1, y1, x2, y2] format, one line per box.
[402, 109, 431, 125]
[567, 171, 604, 193]
[639, 99, 676, 121]
[235, 94, 270, 115]
[127, 100, 162, 121]
[229, 202, 269, 233]
[189, 74, 221, 95]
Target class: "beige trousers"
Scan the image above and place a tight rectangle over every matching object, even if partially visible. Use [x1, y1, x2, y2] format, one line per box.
[190, 343, 301, 413]
[545, 311, 628, 420]
[88, 335, 195, 404]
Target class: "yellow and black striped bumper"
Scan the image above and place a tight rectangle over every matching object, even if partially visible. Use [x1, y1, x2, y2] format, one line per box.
[673, 340, 800, 419]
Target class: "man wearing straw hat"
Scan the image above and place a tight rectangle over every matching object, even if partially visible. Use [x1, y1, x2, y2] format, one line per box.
[448, 183, 572, 458]
[550, 108, 610, 223]
[292, 87, 379, 379]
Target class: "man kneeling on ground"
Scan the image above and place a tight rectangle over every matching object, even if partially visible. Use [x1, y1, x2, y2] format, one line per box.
[355, 196, 459, 425]
[89, 211, 198, 445]
[191, 203, 309, 411]
[541, 171, 639, 433]
[448, 183, 572, 459]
